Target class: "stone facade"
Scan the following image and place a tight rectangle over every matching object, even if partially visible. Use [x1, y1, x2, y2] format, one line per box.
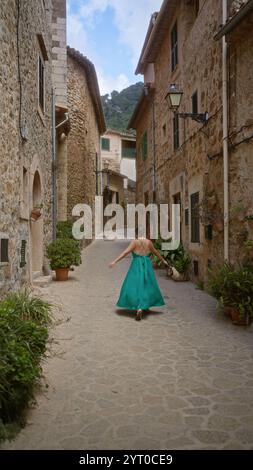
[0, 0, 54, 294]
[130, 0, 253, 283]
[101, 129, 136, 182]
[67, 48, 106, 239]
[101, 129, 136, 210]
[52, 0, 69, 223]
[224, 5, 253, 265]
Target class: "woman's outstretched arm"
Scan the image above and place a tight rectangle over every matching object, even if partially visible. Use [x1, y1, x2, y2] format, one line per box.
[109, 240, 136, 268]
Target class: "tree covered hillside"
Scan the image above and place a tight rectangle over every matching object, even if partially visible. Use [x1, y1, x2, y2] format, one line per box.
[101, 82, 144, 133]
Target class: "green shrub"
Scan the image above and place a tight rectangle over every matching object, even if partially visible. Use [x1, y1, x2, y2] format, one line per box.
[208, 262, 253, 319]
[46, 238, 82, 270]
[0, 291, 51, 430]
[1, 290, 52, 326]
[56, 220, 74, 240]
[151, 241, 191, 274]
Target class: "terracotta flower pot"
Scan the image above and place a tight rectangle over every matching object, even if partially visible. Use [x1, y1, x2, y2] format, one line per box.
[213, 221, 223, 233]
[31, 209, 41, 221]
[223, 306, 232, 318]
[230, 307, 252, 326]
[55, 268, 70, 281]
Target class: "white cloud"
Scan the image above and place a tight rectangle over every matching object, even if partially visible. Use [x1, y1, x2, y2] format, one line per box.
[67, 0, 163, 93]
[98, 71, 131, 95]
[67, 12, 89, 52]
[79, 0, 162, 66]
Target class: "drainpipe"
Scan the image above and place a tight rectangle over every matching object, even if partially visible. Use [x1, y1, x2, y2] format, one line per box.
[222, 0, 229, 261]
[52, 90, 57, 241]
[152, 93, 156, 204]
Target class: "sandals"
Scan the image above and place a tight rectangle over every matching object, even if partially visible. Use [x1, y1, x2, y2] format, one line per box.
[135, 309, 143, 321]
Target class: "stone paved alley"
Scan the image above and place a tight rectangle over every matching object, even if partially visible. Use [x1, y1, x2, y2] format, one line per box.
[3, 240, 253, 450]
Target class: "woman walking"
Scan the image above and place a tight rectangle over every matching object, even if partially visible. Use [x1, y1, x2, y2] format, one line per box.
[109, 238, 169, 321]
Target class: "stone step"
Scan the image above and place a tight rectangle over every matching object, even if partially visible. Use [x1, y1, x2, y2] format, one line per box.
[32, 275, 52, 287]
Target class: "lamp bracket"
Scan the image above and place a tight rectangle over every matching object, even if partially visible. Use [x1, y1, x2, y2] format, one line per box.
[176, 112, 209, 124]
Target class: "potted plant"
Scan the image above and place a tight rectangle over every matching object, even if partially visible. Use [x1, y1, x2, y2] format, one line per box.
[208, 262, 253, 326]
[245, 215, 253, 230]
[31, 203, 43, 221]
[165, 244, 191, 281]
[172, 253, 191, 281]
[46, 238, 82, 281]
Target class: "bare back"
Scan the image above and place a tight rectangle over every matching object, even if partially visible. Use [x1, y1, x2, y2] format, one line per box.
[133, 238, 151, 256]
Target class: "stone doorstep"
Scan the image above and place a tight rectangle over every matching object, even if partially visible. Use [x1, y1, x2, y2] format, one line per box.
[32, 274, 53, 287]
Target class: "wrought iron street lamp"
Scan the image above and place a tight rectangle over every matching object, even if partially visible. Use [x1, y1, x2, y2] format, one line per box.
[165, 84, 209, 124]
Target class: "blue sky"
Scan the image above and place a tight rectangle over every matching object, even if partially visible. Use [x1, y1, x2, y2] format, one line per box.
[67, 0, 163, 95]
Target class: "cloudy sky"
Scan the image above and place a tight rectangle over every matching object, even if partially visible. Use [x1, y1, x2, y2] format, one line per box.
[67, 0, 163, 95]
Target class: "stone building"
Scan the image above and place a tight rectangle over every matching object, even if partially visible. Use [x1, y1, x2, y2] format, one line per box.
[66, 47, 106, 225]
[215, 0, 253, 265]
[0, 0, 54, 293]
[129, 0, 253, 282]
[52, 0, 70, 226]
[0, 0, 69, 294]
[101, 129, 136, 207]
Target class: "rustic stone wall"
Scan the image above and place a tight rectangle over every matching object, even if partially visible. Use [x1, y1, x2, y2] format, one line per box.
[135, 0, 253, 282]
[52, 0, 67, 108]
[67, 53, 101, 242]
[226, 10, 253, 265]
[134, 0, 228, 283]
[0, 0, 53, 294]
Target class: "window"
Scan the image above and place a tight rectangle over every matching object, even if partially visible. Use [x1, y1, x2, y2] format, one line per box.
[141, 132, 148, 161]
[195, 0, 200, 16]
[162, 123, 166, 138]
[185, 208, 189, 226]
[0, 238, 9, 263]
[205, 224, 213, 240]
[173, 114, 180, 150]
[20, 240, 27, 268]
[38, 54, 45, 113]
[191, 192, 200, 243]
[101, 137, 110, 151]
[192, 91, 198, 115]
[193, 260, 199, 276]
[171, 22, 178, 72]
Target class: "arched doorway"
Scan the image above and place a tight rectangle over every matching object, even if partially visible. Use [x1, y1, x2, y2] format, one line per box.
[31, 171, 44, 276]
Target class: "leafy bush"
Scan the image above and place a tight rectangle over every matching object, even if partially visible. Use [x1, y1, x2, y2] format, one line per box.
[56, 220, 74, 240]
[1, 290, 52, 325]
[151, 241, 191, 274]
[46, 238, 82, 270]
[172, 252, 191, 274]
[208, 262, 253, 319]
[0, 291, 51, 427]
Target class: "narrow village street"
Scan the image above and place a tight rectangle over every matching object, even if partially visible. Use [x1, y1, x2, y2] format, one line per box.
[3, 239, 253, 450]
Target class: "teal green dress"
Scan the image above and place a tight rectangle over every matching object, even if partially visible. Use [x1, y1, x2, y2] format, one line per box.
[116, 252, 165, 311]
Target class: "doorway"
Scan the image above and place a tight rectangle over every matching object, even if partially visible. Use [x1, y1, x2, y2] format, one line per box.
[31, 171, 44, 276]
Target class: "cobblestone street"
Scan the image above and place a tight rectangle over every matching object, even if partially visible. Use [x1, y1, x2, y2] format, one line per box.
[3, 240, 253, 450]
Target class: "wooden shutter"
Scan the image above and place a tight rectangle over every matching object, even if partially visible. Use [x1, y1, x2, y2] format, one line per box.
[141, 132, 148, 160]
[0, 239, 9, 263]
[101, 138, 110, 151]
[191, 192, 200, 243]
[173, 114, 179, 150]
[171, 22, 178, 71]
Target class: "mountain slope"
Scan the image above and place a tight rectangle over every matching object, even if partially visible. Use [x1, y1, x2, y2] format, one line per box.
[101, 82, 144, 133]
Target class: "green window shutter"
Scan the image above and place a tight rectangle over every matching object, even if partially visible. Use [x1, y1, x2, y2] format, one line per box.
[141, 132, 148, 161]
[0, 238, 9, 263]
[101, 138, 110, 151]
[191, 192, 200, 243]
[173, 114, 179, 150]
[171, 22, 178, 71]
